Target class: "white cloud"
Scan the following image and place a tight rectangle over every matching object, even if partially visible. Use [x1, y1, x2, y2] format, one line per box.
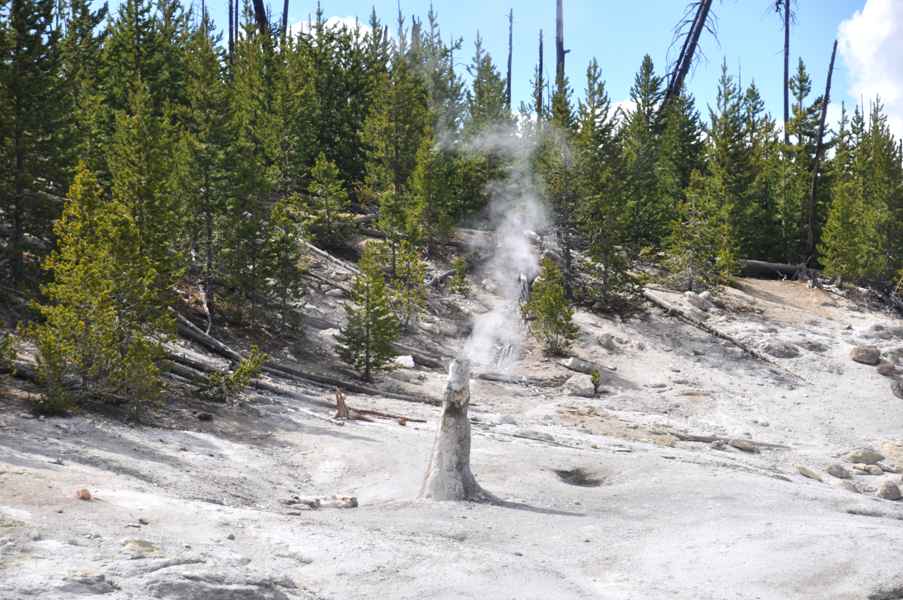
[612, 99, 636, 123]
[838, 0, 903, 138]
[289, 15, 373, 39]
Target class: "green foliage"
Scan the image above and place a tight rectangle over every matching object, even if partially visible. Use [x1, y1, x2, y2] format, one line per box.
[389, 242, 427, 330]
[465, 34, 510, 132]
[525, 258, 578, 355]
[26, 165, 171, 415]
[450, 256, 470, 295]
[337, 245, 399, 381]
[201, 345, 267, 403]
[820, 102, 901, 283]
[265, 194, 308, 318]
[305, 153, 352, 246]
[0, 333, 16, 375]
[666, 171, 738, 292]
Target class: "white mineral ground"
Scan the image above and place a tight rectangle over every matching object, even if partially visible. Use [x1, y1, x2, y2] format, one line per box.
[2, 276, 903, 599]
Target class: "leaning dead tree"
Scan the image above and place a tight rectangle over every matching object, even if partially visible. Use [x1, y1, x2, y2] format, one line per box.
[421, 360, 492, 501]
[663, 0, 715, 111]
[505, 9, 513, 110]
[805, 39, 837, 262]
[555, 0, 566, 87]
[776, 0, 793, 145]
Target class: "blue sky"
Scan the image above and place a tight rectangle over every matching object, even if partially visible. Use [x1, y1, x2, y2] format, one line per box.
[185, 1, 903, 135]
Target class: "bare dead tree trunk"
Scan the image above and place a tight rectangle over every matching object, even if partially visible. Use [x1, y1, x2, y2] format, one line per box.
[535, 29, 544, 119]
[421, 360, 490, 501]
[251, 0, 269, 36]
[505, 9, 513, 110]
[555, 0, 565, 87]
[228, 0, 234, 59]
[806, 39, 837, 263]
[663, 0, 713, 109]
[281, 0, 289, 40]
[783, 0, 791, 145]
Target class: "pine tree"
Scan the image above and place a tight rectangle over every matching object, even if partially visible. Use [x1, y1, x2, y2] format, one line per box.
[525, 257, 578, 355]
[176, 16, 228, 316]
[621, 55, 666, 249]
[572, 58, 636, 310]
[666, 171, 738, 292]
[26, 164, 172, 414]
[389, 241, 427, 330]
[265, 193, 306, 321]
[465, 33, 509, 132]
[305, 152, 352, 247]
[0, 0, 66, 282]
[108, 81, 183, 291]
[337, 245, 399, 381]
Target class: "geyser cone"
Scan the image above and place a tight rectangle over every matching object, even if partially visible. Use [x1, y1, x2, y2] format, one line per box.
[420, 359, 492, 501]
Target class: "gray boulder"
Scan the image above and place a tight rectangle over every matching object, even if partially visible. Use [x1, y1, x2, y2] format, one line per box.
[761, 341, 800, 359]
[850, 345, 881, 366]
[846, 447, 885, 465]
[560, 357, 599, 375]
[892, 379, 903, 400]
[827, 464, 852, 479]
[565, 374, 597, 398]
[877, 480, 902, 501]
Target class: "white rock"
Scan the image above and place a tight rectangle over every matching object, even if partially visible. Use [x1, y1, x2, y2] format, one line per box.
[319, 328, 340, 339]
[393, 355, 415, 369]
[560, 357, 599, 375]
[827, 464, 852, 479]
[684, 291, 715, 312]
[845, 447, 885, 465]
[565, 375, 597, 398]
[877, 480, 901, 501]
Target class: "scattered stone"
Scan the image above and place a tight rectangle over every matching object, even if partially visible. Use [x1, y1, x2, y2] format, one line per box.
[196, 412, 213, 422]
[877, 361, 898, 377]
[827, 464, 852, 479]
[710, 440, 726, 451]
[846, 447, 885, 465]
[227, 533, 235, 540]
[393, 355, 415, 369]
[318, 328, 340, 340]
[76, 488, 92, 501]
[852, 463, 871, 474]
[138, 518, 149, 526]
[565, 375, 597, 398]
[560, 357, 599, 375]
[892, 379, 903, 400]
[727, 439, 759, 453]
[877, 481, 902, 501]
[398, 417, 407, 426]
[324, 288, 344, 298]
[760, 341, 800, 359]
[121, 538, 161, 559]
[878, 462, 900, 474]
[866, 465, 884, 476]
[831, 479, 860, 494]
[797, 339, 829, 353]
[684, 291, 714, 312]
[497, 415, 518, 426]
[57, 575, 118, 595]
[597, 334, 618, 352]
[850, 345, 881, 366]
[797, 465, 822, 482]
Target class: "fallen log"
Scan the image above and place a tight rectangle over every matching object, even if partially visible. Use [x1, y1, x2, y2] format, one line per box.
[476, 372, 569, 388]
[174, 311, 441, 405]
[642, 289, 806, 384]
[660, 429, 790, 450]
[427, 269, 455, 288]
[739, 259, 811, 280]
[302, 270, 352, 295]
[300, 240, 360, 276]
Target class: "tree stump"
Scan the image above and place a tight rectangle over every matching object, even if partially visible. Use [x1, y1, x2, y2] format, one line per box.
[334, 387, 349, 420]
[420, 359, 491, 501]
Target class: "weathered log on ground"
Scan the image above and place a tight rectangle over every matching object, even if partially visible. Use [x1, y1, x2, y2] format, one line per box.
[300, 240, 360, 275]
[664, 430, 790, 450]
[739, 259, 811, 279]
[421, 360, 494, 501]
[426, 269, 455, 288]
[174, 311, 441, 405]
[302, 270, 352, 295]
[476, 372, 569, 388]
[642, 289, 806, 384]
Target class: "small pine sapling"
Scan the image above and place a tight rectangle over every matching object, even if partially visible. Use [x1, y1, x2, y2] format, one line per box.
[525, 258, 578, 355]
